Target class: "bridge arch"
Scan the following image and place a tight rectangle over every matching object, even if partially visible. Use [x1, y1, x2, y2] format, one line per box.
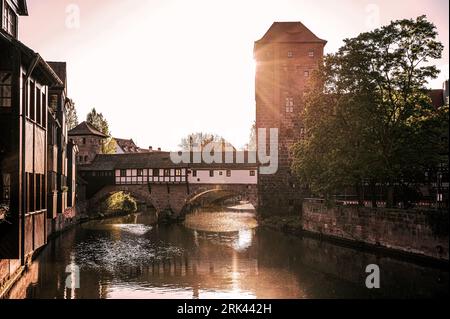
[181, 184, 258, 216]
[88, 185, 156, 214]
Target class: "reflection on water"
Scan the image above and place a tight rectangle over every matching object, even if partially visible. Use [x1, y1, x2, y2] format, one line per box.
[6, 211, 449, 299]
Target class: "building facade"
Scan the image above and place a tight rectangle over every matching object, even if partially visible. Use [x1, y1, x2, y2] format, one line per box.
[1, 0, 77, 294]
[254, 22, 326, 215]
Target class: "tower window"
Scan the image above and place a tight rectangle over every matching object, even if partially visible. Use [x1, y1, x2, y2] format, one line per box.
[287, 51, 293, 58]
[308, 50, 315, 57]
[304, 71, 310, 77]
[285, 97, 294, 113]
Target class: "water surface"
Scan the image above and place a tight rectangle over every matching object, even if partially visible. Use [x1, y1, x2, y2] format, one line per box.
[7, 210, 449, 299]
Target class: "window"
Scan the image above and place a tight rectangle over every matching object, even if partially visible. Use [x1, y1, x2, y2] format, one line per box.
[0, 72, 12, 107]
[285, 97, 294, 113]
[287, 51, 293, 58]
[2, 3, 17, 37]
[82, 138, 86, 145]
[84, 156, 88, 162]
[36, 88, 42, 125]
[308, 50, 315, 58]
[1, 173, 11, 207]
[175, 169, 182, 176]
[192, 170, 197, 177]
[226, 170, 231, 177]
[219, 171, 223, 176]
[164, 169, 171, 176]
[153, 169, 159, 177]
[119, 169, 126, 177]
[209, 170, 214, 177]
[137, 169, 143, 177]
[41, 93, 46, 127]
[29, 81, 35, 120]
[250, 170, 256, 177]
[304, 71, 310, 77]
[49, 94, 58, 111]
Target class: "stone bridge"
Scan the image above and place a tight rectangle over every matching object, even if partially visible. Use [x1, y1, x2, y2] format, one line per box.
[88, 183, 258, 220]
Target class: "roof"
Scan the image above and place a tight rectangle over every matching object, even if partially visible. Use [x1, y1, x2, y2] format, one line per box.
[79, 152, 183, 171]
[18, 0, 28, 15]
[79, 152, 258, 171]
[256, 22, 327, 44]
[47, 61, 67, 88]
[68, 121, 108, 138]
[114, 138, 140, 153]
[0, 31, 63, 87]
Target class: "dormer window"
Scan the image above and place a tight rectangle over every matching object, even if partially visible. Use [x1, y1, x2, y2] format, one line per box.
[2, 2, 17, 37]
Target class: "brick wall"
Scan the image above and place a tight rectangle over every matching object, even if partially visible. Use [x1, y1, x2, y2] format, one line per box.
[302, 200, 449, 260]
[255, 34, 325, 216]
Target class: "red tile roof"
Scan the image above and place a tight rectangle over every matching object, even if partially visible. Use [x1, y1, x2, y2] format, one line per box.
[68, 121, 108, 138]
[256, 22, 327, 44]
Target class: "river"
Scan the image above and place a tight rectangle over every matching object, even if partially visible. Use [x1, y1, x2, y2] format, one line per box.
[6, 210, 449, 299]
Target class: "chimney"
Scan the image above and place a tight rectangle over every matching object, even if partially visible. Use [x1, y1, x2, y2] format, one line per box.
[149, 146, 153, 151]
[158, 147, 161, 151]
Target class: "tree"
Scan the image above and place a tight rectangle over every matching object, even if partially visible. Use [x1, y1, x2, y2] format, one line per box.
[292, 16, 446, 207]
[86, 108, 116, 154]
[65, 98, 79, 130]
[100, 191, 137, 215]
[247, 122, 257, 151]
[179, 132, 234, 151]
[86, 108, 110, 136]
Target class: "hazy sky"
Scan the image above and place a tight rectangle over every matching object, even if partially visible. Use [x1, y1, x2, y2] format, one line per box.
[20, 0, 449, 150]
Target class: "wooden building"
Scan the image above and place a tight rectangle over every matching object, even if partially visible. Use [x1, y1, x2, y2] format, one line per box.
[1, 0, 78, 288]
[46, 62, 78, 234]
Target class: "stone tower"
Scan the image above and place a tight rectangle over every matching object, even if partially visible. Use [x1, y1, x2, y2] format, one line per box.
[254, 22, 327, 215]
[68, 121, 108, 164]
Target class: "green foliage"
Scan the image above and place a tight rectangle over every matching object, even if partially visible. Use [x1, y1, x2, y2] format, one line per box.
[179, 132, 234, 151]
[101, 192, 137, 215]
[86, 108, 117, 154]
[86, 108, 110, 136]
[65, 99, 79, 131]
[247, 122, 257, 151]
[292, 16, 447, 202]
[103, 137, 118, 155]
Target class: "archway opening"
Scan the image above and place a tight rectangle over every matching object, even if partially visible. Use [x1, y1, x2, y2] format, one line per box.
[96, 191, 155, 217]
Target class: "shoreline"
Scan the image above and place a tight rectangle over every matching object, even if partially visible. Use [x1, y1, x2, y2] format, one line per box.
[258, 216, 450, 270]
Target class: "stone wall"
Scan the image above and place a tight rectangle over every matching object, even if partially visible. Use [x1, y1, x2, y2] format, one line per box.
[302, 200, 449, 261]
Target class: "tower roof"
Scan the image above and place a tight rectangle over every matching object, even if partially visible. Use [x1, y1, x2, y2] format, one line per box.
[68, 121, 108, 138]
[256, 22, 327, 44]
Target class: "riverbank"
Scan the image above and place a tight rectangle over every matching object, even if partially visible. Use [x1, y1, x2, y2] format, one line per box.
[259, 212, 450, 268]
